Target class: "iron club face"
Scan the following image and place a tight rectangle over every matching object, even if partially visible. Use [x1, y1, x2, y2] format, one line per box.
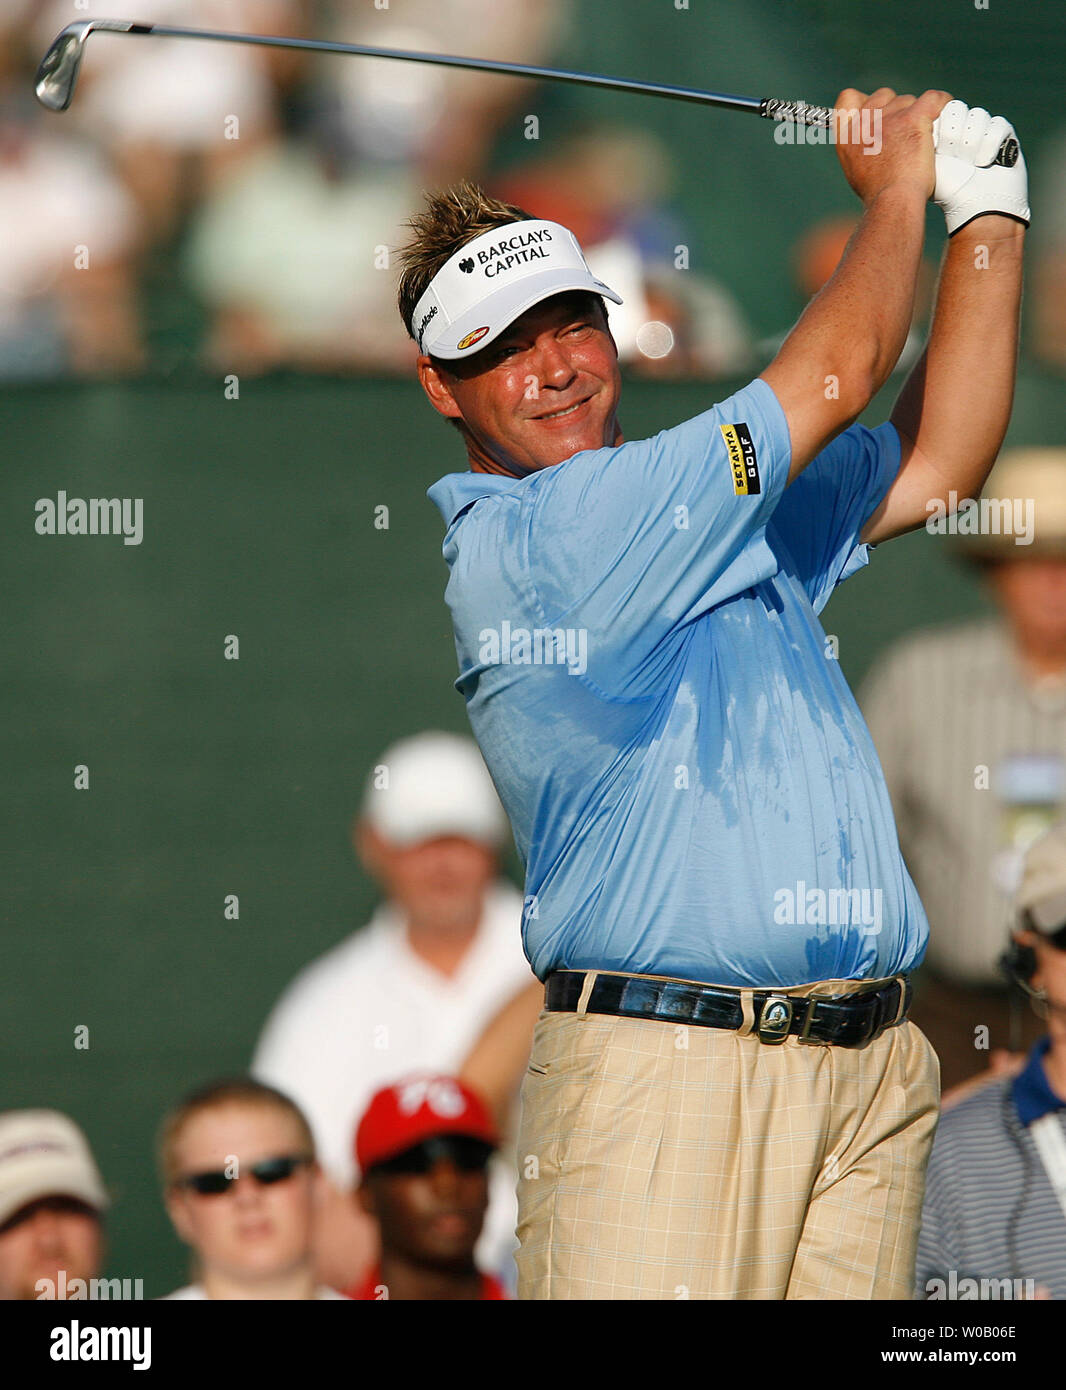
[35, 20, 145, 112]
[34, 20, 93, 112]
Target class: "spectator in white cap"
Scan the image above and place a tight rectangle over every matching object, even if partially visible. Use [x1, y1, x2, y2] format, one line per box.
[0, 1110, 107, 1300]
[252, 731, 534, 1295]
[915, 823, 1066, 1299]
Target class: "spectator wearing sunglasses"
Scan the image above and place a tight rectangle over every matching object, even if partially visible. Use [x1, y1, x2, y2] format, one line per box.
[915, 825, 1066, 1300]
[346, 1076, 507, 1300]
[159, 1078, 346, 1300]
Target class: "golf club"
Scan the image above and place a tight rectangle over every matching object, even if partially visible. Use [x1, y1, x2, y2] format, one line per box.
[33, 18, 1020, 168]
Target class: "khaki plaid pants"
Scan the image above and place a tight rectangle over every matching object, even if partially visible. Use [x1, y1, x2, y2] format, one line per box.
[515, 975, 940, 1300]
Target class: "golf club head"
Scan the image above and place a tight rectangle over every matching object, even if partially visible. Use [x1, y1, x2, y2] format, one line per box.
[35, 20, 141, 112]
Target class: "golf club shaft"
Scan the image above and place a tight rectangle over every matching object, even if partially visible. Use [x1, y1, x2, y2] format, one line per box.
[34, 20, 1019, 169]
[152, 22, 776, 115]
[35, 19, 813, 123]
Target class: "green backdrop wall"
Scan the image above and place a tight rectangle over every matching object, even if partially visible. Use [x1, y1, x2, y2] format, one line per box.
[4, 366, 1066, 1294]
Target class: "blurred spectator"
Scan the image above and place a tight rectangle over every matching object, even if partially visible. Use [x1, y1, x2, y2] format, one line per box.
[252, 731, 533, 1293]
[914, 825, 1066, 1301]
[158, 1076, 345, 1299]
[861, 449, 1066, 1090]
[31, 1, 307, 245]
[0, 1110, 107, 1301]
[182, 1, 570, 374]
[347, 1076, 506, 1300]
[1030, 129, 1066, 370]
[314, 0, 566, 187]
[183, 122, 418, 372]
[0, 33, 144, 378]
[757, 215, 934, 373]
[494, 123, 752, 376]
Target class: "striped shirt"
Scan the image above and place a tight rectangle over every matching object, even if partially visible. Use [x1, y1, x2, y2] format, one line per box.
[860, 621, 1066, 985]
[914, 1039, 1066, 1300]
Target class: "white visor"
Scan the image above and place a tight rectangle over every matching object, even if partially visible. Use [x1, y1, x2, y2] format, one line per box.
[410, 218, 622, 359]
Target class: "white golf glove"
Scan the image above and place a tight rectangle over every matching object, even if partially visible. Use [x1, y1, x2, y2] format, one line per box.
[932, 99, 1029, 235]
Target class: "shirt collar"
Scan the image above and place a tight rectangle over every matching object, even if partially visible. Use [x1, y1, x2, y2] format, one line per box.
[1012, 1036, 1066, 1125]
[427, 472, 521, 527]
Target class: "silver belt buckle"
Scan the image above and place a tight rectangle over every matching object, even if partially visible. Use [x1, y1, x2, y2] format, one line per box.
[756, 994, 793, 1044]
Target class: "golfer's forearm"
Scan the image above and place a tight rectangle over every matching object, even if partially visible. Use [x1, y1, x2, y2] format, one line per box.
[459, 978, 544, 1124]
[891, 217, 1025, 494]
[776, 182, 927, 414]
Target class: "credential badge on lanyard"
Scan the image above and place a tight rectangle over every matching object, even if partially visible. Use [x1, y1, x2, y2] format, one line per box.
[1030, 1113, 1066, 1222]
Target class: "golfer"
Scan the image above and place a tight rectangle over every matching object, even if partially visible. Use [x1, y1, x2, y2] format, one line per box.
[401, 88, 1028, 1298]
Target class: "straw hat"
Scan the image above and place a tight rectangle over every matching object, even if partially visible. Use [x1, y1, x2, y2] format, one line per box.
[956, 448, 1066, 559]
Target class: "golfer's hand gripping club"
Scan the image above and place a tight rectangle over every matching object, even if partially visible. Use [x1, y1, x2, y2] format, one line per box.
[931, 99, 1029, 235]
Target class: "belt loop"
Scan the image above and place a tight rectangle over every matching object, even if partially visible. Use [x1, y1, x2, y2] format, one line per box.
[892, 975, 907, 1025]
[576, 971, 599, 1015]
[736, 989, 755, 1038]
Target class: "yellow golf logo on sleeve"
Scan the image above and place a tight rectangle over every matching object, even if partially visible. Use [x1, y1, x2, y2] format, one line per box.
[720, 422, 761, 495]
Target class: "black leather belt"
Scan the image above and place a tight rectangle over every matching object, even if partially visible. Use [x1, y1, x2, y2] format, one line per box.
[544, 970, 911, 1047]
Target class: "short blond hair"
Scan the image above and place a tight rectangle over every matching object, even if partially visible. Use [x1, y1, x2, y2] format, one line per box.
[157, 1077, 314, 1186]
[396, 181, 533, 343]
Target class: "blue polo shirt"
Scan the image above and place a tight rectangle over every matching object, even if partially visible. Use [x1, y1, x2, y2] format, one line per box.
[428, 377, 929, 986]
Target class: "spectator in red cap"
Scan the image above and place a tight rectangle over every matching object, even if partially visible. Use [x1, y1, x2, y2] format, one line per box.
[347, 1076, 506, 1300]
